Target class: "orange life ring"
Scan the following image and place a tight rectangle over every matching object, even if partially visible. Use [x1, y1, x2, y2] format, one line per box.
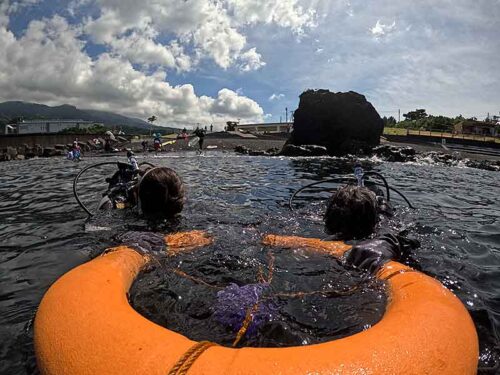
[34, 233, 478, 374]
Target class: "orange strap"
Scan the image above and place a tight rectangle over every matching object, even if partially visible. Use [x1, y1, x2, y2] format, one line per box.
[165, 231, 213, 256]
[262, 234, 352, 257]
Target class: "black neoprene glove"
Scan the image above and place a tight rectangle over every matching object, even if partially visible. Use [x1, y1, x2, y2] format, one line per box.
[346, 233, 402, 274]
[118, 232, 165, 254]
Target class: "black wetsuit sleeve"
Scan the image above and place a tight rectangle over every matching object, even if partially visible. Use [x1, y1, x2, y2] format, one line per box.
[346, 232, 420, 274]
[118, 232, 166, 254]
[345, 233, 403, 274]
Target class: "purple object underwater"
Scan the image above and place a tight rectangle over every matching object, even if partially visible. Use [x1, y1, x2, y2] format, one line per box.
[214, 283, 277, 335]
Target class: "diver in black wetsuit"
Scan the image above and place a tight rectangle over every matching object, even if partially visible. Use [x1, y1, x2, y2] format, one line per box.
[98, 152, 185, 217]
[324, 183, 418, 273]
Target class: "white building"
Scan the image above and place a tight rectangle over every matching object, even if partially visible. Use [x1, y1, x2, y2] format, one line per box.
[235, 122, 292, 134]
[4, 120, 99, 135]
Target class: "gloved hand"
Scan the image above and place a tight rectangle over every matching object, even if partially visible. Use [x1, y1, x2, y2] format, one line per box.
[346, 233, 402, 274]
[118, 231, 165, 254]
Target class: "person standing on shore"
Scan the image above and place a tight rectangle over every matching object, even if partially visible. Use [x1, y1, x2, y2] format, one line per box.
[153, 133, 162, 155]
[194, 127, 206, 152]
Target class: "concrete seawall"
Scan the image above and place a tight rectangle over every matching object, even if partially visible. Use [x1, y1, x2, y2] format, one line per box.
[0, 133, 102, 148]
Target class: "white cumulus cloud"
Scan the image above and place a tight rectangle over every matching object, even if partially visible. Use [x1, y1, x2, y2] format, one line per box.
[269, 93, 285, 101]
[238, 48, 266, 72]
[225, 0, 316, 33]
[109, 33, 192, 71]
[0, 14, 264, 129]
[370, 20, 396, 39]
[78, 0, 317, 71]
[209, 88, 264, 118]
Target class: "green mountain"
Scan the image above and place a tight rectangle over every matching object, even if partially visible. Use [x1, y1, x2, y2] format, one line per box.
[0, 101, 180, 134]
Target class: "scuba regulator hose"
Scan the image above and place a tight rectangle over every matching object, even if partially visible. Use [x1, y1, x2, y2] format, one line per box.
[289, 171, 415, 211]
[73, 161, 157, 217]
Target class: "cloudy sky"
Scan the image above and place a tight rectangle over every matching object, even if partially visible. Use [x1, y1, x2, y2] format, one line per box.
[0, 0, 499, 129]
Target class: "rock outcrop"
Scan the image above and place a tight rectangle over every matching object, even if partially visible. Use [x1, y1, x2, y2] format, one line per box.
[371, 145, 500, 171]
[279, 144, 329, 157]
[235, 144, 328, 157]
[372, 145, 417, 162]
[288, 90, 383, 156]
[234, 145, 278, 156]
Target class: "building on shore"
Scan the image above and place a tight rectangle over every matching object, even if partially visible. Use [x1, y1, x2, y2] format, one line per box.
[3, 119, 100, 135]
[235, 122, 292, 134]
[454, 120, 499, 137]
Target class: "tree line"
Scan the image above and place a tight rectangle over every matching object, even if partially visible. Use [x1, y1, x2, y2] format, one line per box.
[382, 109, 487, 132]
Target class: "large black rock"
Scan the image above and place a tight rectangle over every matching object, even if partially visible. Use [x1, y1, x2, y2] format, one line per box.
[288, 90, 384, 155]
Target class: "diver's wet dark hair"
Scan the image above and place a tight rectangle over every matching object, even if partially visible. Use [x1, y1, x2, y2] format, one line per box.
[138, 167, 185, 218]
[324, 185, 378, 240]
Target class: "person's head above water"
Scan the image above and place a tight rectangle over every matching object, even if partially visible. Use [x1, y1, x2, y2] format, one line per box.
[324, 185, 378, 240]
[137, 167, 185, 218]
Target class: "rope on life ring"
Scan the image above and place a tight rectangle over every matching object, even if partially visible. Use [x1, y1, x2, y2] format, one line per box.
[167, 341, 218, 375]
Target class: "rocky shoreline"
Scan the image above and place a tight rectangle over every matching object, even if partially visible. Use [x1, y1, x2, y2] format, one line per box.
[1, 135, 499, 172]
[0, 142, 91, 161]
[232, 140, 500, 172]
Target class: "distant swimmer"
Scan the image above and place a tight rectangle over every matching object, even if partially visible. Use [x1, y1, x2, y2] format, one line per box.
[67, 141, 82, 161]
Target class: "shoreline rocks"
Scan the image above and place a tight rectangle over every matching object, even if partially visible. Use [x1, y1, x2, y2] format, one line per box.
[279, 144, 329, 157]
[371, 145, 417, 162]
[371, 144, 499, 170]
[0, 142, 91, 162]
[234, 143, 500, 172]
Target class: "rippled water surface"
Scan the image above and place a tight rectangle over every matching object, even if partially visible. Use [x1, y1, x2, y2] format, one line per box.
[0, 152, 499, 373]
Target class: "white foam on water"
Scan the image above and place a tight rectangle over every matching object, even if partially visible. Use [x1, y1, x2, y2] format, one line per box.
[85, 223, 111, 232]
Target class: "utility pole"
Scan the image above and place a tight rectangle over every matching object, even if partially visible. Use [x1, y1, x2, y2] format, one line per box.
[398, 109, 401, 123]
[285, 107, 288, 123]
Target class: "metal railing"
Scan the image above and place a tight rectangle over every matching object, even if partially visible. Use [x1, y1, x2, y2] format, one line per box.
[384, 128, 500, 144]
